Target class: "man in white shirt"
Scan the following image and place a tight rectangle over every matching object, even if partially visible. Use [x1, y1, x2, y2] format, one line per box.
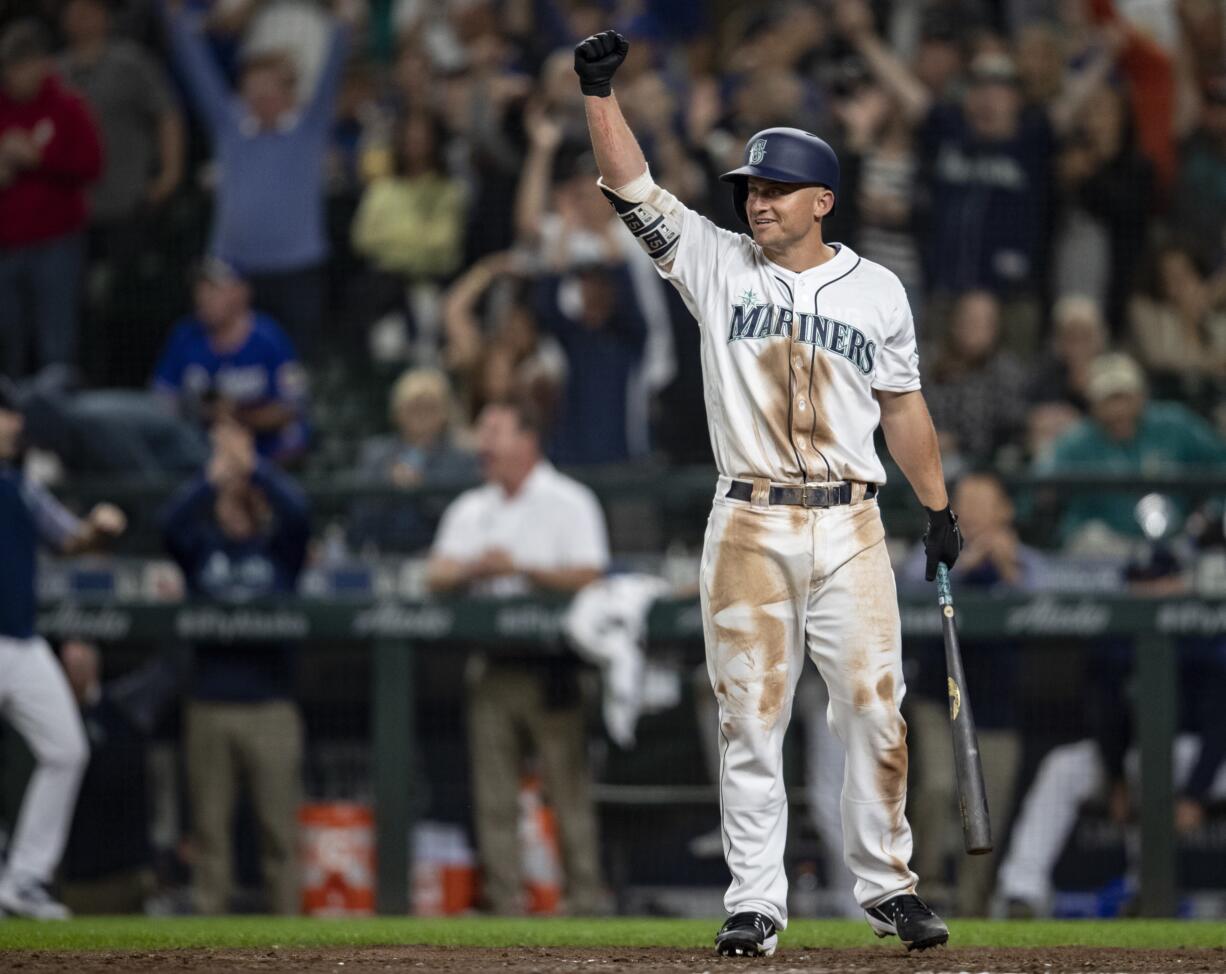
[427, 397, 609, 915]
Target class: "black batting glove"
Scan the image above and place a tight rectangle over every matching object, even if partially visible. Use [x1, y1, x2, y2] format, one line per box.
[574, 30, 629, 97]
[923, 504, 963, 582]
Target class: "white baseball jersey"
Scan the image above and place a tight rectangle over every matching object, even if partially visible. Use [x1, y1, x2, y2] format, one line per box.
[656, 208, 921, 485]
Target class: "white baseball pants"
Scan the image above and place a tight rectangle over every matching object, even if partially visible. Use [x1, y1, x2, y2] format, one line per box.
[997, 734, 1226, 909]
[700, 480, 917, 928]
[0, 636, 89, 884]
[797, 671, 861, 917]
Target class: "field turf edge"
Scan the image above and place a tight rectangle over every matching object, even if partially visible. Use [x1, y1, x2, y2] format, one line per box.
[1, 917, 1225, 952]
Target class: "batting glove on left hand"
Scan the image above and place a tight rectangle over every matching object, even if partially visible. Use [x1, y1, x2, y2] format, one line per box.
[574, 30, 629, 97]
[923, 504, 963, 581]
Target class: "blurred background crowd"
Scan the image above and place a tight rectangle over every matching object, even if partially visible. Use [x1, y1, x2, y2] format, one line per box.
[2, 0, 1226, 924]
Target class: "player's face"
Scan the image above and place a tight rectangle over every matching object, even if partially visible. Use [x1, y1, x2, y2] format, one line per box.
[0, 407, 23, 460]
[744, 178, 830, 249]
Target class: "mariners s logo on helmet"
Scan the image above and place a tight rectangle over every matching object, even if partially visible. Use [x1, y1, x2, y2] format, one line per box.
[748, 138, 767, 165]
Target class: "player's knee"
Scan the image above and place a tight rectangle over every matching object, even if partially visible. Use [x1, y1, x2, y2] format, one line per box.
[836, 688, 903, 736]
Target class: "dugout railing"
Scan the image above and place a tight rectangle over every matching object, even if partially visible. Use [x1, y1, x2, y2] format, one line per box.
[35, 592, 1226, 917]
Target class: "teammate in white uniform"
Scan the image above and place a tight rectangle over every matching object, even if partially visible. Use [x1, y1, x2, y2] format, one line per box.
[574, 31, 963, 956]
[0, 383, 126, 919]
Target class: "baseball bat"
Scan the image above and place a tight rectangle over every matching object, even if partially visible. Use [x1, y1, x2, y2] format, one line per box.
[936, 564, 993, 855]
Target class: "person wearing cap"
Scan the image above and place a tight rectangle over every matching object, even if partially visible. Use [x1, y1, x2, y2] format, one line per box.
[0, 383, 126, 919]
[0, 18, 103, 378]
[160, 0, 361, 353]
[1033, 352, 1226, 546]
[59, 0, 185, 385]
[151, 257, 310, 463]
[834, 0, 1119, 355]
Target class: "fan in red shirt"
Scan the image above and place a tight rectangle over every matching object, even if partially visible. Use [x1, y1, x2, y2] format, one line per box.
[0, 19, 103, 378]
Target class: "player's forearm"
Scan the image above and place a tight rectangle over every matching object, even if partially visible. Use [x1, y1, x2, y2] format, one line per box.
[584, 94, 649, 189]
[878, 391, 948, 510]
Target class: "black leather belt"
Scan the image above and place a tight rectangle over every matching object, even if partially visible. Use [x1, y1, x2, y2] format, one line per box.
[724, 480, 878, 508]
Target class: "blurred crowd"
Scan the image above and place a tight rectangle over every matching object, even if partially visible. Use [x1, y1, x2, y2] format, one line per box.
[0, 0, 1223, 554]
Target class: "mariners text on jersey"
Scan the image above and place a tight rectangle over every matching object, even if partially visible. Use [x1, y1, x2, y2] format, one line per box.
[727, 303, 877, 376]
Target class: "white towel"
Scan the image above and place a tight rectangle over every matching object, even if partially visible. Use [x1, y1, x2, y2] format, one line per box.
[564, 574, 672, 748]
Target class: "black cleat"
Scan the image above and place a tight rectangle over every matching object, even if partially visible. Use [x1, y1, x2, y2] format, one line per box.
[715, 911, 779, 957]
[864, 894, 949, 951]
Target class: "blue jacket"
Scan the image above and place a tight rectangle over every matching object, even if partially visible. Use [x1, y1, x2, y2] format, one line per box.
[161, 462, 310, 701]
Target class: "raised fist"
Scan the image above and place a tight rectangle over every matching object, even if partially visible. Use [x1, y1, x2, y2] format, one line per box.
[574, 30, 629, 98]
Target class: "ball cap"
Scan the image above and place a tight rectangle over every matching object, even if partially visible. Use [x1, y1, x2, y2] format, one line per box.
[1086, 353, 1147, 403]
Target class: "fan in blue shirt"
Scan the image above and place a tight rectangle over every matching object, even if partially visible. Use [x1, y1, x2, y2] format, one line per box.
[152, 258, 309, 462]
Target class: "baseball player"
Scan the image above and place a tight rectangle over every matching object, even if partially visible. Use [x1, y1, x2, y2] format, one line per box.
[574, 31, 962, 957]
[0, 382, 126, 918]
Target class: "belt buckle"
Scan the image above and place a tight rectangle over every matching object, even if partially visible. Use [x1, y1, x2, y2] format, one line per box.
[802, 485, 827, 508]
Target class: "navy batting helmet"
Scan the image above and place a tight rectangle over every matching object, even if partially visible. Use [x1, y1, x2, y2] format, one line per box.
[719, 127, 840, 225]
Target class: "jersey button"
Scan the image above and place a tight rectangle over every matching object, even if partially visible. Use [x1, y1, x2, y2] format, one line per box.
[797, 399, 807, 411]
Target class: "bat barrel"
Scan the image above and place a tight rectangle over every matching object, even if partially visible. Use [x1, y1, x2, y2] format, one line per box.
[937, 566, 993, 855]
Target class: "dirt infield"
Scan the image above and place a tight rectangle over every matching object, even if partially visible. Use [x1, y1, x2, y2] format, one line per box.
[7, 945, 1226, 973]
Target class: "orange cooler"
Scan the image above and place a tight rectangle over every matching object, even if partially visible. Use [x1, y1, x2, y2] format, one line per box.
[300, 802, 376, 916]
